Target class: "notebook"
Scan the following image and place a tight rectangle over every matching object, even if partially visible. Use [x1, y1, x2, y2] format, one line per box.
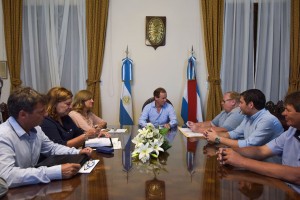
[35, 154, 89, 167]
[84, 137, 113, 148]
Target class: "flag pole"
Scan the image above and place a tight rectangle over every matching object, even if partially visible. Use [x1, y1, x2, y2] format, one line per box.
[191, 46, 194, 56]
[126, 45, 129, 58]
[120, 47, 134, 125]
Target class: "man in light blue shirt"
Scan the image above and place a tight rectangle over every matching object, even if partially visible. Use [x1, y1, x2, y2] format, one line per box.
[205, 89, 283, 148]
[188, 91, 244, 132]
[139, 87, 177, 128]
[217, 91, 300, 194]
[0, 87, 93, 188]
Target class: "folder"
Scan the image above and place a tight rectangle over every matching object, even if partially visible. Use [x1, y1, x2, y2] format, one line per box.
[35, 154, 89, 167]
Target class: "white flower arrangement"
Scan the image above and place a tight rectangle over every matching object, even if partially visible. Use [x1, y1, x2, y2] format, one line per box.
[132, 123, 171, 163]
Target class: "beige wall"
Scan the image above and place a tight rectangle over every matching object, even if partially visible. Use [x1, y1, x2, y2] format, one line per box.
[0, 0, 209, 126]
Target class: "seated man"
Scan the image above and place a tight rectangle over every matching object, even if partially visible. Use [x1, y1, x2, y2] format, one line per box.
[188, 91, 244, 132]
[0, 87, 93, 188]
[205, 89, 283, 148]
[139, 87, 177, 129]
[217, 91, 300, 193]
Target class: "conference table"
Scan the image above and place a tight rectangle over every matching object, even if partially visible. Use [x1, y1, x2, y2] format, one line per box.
[3, 126, 300, 200]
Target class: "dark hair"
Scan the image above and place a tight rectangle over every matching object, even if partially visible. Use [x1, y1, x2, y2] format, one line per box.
[153, 87, 166, 98]
[240, 89, 266, 110]
[7, 87, 46, 118]
[284, 91, 300, 112]
[46, 87, 73, 120]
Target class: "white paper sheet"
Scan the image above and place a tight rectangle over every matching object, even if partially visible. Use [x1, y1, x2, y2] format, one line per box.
[178, 127, 204, 138]
[85, 137, 112, 147]
[79, 159, 99, 173]
[111, 138, 122, 149]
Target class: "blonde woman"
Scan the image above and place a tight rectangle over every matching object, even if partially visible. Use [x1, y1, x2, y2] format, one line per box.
[69, 90, 108, 136]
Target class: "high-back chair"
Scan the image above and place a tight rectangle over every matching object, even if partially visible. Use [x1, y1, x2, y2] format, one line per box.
[0, 102, 9, 123]
[141, 97, 173, 111]
[265, 100, 288, 130]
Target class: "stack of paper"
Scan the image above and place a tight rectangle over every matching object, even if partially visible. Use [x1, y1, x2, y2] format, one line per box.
[178, 127, 204, 138]
[111, 138, 122, 149]
[110, 129, 127, 133]
[101, 128, 127, 133]
[85, 137, 112, 148]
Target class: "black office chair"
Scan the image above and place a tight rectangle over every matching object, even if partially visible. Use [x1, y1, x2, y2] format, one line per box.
[141, 97, 173, 111]
[0, 102, 9, 123]
[265, 100, 288, 130]
[0, 78, 8, 123]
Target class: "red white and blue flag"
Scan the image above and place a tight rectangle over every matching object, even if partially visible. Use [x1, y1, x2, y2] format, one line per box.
[181, 56, 203, 124]
[119, 57, 134, 125]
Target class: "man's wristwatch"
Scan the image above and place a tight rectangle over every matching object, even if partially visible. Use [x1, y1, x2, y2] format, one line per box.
[214, 136, 221, 144]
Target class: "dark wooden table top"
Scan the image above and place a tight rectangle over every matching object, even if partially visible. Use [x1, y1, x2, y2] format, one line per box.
[3, 126, 300, 200]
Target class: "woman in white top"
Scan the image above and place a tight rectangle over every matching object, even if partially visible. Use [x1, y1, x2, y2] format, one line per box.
[69, 90, 108, 135]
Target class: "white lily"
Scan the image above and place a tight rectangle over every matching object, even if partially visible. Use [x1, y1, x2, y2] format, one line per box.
[131, 123, 170, 162]
[138, 143, 153, 163]
[150, 139, 164, 156]
[146, 130, 154, 138]
[131, 135, 145, 148]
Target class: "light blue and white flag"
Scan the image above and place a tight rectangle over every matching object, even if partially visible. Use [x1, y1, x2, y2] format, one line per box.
[181, 56, 203, 124]
[119, 57, 134, 125]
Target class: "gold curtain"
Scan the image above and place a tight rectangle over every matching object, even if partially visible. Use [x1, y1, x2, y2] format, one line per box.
[86, 0, 109, 116]
[201, 0, 224, 120]
[288, 0, 300, 93]
[2, 0, 23, 90]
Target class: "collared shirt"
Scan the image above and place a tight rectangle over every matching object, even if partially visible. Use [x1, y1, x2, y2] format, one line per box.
[0, 117, 79, 188]
[211, 107, 244, 131]
[267, 127, 300, 193]
[229, 109, 284, 147]
[138, 102, 178, 128]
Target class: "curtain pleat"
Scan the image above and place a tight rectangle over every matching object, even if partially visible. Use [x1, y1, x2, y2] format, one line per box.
[86, 0, 109, 116]
[2, 0, 22, 90]
[200, 0, 223, 198]
[201, 0, 224, 120]
[288, 0, 300, 93]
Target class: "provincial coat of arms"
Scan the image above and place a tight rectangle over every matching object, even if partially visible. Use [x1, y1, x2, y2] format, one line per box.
[122, 95, 131, 105]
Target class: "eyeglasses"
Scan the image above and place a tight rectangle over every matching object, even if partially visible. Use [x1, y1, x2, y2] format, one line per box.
[84, 159, 95, 170]
[221, 99, 233, 104]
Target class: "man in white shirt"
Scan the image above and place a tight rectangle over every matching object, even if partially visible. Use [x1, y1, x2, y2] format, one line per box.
[0, 87, 93, 188]
[217, 91, 300, 193]
[139, 87, 177, 129]
[188, 91, 243, 132]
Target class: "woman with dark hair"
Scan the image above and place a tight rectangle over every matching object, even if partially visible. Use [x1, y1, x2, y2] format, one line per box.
[41, 87, 96, 148]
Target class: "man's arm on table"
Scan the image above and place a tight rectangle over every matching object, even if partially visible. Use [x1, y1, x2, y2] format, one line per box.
[211, 126, 230, 132]
[189, 121, 233, 133]
[188, 121, 213, 132]
[220, 146, 300, 185]
[205, 129, 240, 148]
[217, 134, 239, 147]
